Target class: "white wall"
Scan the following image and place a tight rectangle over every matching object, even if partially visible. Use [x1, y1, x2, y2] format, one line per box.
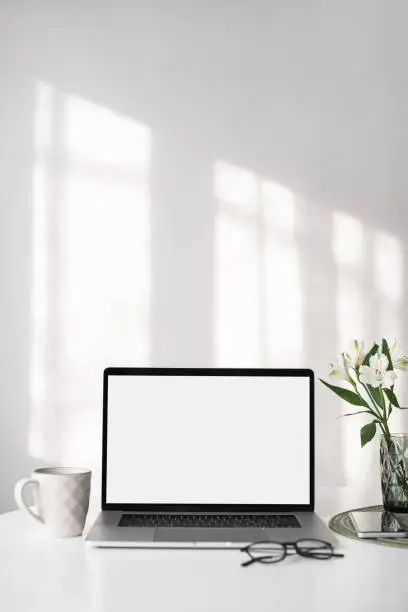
[1, 0, 408, 513]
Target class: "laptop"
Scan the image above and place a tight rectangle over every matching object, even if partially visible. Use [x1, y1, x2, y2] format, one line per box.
[86, 367, 336, 548]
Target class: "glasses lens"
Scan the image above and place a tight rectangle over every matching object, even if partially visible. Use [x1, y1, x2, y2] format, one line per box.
[296, 539, 333, 559]
[248, 542, 285, 563]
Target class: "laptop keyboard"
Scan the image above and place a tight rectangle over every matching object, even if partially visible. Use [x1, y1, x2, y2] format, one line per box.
[119, 513, 300, 528]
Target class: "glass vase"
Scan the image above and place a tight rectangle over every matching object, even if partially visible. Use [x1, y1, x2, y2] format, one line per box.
[380, 434, 408, 513]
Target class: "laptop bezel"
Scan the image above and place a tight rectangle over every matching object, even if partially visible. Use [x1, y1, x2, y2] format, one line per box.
[101, 367, 315, 513]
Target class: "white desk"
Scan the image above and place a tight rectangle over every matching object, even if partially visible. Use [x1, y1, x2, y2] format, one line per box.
[1, 489, 407, 612]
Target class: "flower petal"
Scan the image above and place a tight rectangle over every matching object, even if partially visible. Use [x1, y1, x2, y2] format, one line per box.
[382, 370, 397, 389]
[395, 358, 408, 371]
[378, 352, 390, 373]
[359, 365, 372, 385]
[369, 354, 381, 373]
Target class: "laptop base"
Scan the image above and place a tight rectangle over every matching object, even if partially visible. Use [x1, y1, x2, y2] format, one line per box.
[86, 511, 337, 548]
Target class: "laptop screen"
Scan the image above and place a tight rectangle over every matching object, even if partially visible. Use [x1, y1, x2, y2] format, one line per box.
[105, 371, 311, 507]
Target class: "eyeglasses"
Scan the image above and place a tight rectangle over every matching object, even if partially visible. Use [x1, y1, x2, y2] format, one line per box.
[240, 539, 344, 567]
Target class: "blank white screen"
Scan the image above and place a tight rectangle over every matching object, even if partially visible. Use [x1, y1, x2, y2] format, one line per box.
[106, 375, 310, 505]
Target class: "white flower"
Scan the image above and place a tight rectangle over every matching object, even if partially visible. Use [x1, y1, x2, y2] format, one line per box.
[328, 359, 344, 379]
[359, 353, 397, 388]
[390, 340, 408, 370]
[329, 354, 354, 384]
[351, 339, 365, 368]
[341, 340, 365, 372]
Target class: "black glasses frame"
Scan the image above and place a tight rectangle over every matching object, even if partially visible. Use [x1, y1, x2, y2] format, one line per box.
[240, 539, 344, 567]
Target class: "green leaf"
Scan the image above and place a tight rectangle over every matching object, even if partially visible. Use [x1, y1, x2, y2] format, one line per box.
[362, 343, 379, 366]
[360, 421, 377, 447]
[320, 379, 370, 407]
[381, 338, 393, 371]
[384, 388, 399, 407]
[337, 410, 372, 419]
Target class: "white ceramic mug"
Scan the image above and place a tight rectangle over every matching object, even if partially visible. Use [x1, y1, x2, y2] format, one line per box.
[14, 467, 91, 537]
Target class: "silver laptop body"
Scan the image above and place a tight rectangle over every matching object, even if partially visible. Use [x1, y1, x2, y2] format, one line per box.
[86, 368, 336, 548]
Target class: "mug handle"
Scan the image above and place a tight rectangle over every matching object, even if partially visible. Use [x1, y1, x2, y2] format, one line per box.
[14, 478, 44, 523]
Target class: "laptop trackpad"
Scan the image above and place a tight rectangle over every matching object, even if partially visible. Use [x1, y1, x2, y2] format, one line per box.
[154, 528, 266, 543]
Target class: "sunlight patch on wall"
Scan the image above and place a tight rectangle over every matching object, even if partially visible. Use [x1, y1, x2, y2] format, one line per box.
[62, 93, 151, 376]
[262, 181, 296, 233]
[262, 181, 303, 364]
[332, 212, 365, 347]
[332, 210, 368, 490]
[29, 82, 151, 464]
[333, 211, 404, 349]
[332, 211, 364, 267]
[65, 96, 150, 172]
[214, 163, 260, 365]
[332, 211, 406, 489]
[214, 161, 257, 210]
[214, 162, 303, 366]
[373, 230, 406, 431]
[373, 230, 403, 339]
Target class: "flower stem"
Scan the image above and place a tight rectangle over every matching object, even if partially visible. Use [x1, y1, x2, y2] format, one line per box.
[382, 417, 391, 438]
[359, 383, 391, 438]
[377, 420, 387, 437]
[361, 384, 383, 419]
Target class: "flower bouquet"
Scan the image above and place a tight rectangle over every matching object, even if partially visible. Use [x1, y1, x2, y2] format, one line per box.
[321, 338, 408, 512]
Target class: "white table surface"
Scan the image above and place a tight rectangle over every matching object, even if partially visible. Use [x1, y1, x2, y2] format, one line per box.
[1, 488, 407, 612]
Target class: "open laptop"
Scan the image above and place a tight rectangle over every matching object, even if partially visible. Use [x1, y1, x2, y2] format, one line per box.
[86, 367, 336, 548]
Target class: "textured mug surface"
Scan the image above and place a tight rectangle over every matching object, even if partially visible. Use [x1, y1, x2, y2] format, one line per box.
[14, 467, 91, 537]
